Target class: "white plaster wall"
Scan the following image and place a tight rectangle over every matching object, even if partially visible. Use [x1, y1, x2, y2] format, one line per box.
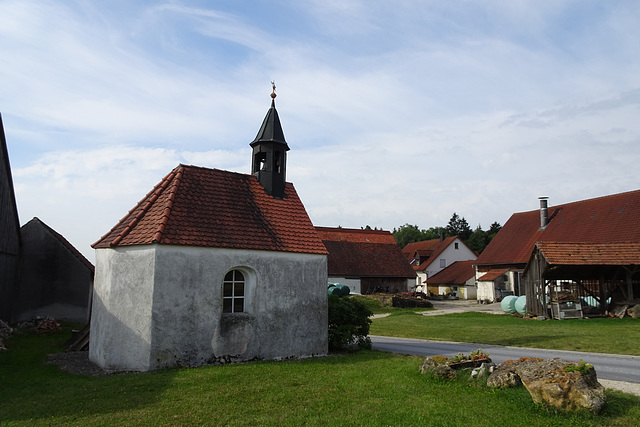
[328, 276, 361, 294]
[477, 281, 496, 302]
[464, 277, 478, 300]
[424, 238, 477, 279]
[91, 244, 328, 371]
[89, 246, 156, 371]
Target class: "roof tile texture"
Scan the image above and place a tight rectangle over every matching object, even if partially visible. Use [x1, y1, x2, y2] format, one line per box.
[402, 236, 459, 272]
[428, 260, 476, 285]
[476, 190, 640, 266]
[316, 227, 416, 278]
[93, 165, 327, 255]
[537, 242, 640, 265]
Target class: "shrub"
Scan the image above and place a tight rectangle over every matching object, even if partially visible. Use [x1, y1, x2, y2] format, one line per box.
[328, 295, 373, 350]
[564, 359, 593, 374]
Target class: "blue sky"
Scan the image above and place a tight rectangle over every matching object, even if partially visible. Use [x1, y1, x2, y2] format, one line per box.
[2, 0, 639, 260]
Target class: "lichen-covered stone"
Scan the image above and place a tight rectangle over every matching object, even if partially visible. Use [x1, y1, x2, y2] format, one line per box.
[486, 361, 522, 388]
[419, 357, 456, 379]
[488, 357, 606, 413]
[516, 358, 606, 413]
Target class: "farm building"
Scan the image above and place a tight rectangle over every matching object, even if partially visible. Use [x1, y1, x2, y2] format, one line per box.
[1, 115, 93, 324]
[316, 227, 415, 294]
[475, 193, 640, 317]
[427, 260, 477, 300]
[402, 236, 477, 291]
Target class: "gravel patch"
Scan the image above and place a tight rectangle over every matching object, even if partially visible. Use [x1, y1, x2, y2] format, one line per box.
[46, 352, 112, 376]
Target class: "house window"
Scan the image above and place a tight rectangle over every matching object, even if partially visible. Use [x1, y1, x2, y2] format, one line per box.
[223, 270, 245, 313]
[454, 242, 459, 249]
[440, 259, 446, 268]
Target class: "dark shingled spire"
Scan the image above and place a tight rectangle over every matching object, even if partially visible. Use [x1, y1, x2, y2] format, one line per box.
[250, 83, 289, 148]
[250, 82, 290, 199]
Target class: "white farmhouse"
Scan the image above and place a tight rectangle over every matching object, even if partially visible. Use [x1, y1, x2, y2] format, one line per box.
[402, 236, 477, 294]
[89, 92, 329, 372]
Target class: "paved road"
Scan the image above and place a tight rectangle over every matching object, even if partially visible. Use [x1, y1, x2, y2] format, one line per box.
[370, 335, 640, 383]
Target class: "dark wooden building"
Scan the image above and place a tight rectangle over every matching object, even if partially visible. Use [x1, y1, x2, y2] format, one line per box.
[0, 114, 21, 322]
[0, 114, 93, 323]
[14, 218, 94, 323]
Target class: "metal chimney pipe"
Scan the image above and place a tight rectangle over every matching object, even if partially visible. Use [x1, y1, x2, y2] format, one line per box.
[539, 197, 549, 229]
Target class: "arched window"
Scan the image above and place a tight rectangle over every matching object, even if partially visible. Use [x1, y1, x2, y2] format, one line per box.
[223, 270, 245, 313]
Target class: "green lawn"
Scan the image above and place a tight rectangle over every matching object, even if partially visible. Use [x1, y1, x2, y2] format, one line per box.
[1, 326, 640, 426]
[370, 311, 640, 355]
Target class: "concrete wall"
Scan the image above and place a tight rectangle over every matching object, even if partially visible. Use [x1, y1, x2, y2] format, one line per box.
[90, 244, 328, 372]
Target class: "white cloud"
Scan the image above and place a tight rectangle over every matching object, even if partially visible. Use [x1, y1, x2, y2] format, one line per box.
[2, 0, 640, 259]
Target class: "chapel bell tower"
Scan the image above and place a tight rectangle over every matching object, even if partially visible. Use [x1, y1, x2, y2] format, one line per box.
[250, 82, 290, 199]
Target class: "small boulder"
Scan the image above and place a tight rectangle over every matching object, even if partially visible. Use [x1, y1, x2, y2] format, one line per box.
[419, 356, 456, 379]
[487, 360, 523, 388]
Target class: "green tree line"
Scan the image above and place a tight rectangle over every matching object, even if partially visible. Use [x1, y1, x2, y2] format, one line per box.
[390, 213, 502, 253]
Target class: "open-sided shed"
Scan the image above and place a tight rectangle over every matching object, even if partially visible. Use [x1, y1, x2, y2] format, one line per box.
[523, 242, 640, 317]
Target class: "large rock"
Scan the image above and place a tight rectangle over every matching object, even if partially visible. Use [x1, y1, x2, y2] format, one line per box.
[488, 357, 606, 413]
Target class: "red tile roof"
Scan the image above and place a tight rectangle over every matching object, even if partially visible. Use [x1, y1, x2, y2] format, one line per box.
[476, 190, 640, 266]
[428, 260, 476, 285]
[93, 165, 328, 255]
[536, 242, 640, 265]
[478, 269, 508, 281]
[315, 227, 397, 244]
[316, 227, 416, 278]
[402, 236, 459, 272]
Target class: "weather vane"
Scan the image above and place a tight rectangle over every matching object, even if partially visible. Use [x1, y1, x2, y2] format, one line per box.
[271, 80, 277, 100]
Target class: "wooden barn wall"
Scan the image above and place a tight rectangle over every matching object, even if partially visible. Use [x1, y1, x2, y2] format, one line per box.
[523, 252, 547, 317]
[1, 114, 21, 321]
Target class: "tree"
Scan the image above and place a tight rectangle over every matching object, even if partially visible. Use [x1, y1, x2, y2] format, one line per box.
[467, 225, 490, 253]
[423, 226, 449, 241]
[392, 224, 428, 248]
[446, 212, 472, 241]
[488, 221, 502, 236]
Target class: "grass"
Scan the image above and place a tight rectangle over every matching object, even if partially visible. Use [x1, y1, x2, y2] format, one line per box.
[1, 326, 640, 426]
[370, 311, 640, 355]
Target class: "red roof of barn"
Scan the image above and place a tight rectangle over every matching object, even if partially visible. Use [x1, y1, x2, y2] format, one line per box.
[535, 242, 640, 266]
[316, 227, 416, 278]
[315, 227, 397, 244]
[93, 165, 328, 255]
[476, 190, 640, 266]
[428, 260, 476, 285]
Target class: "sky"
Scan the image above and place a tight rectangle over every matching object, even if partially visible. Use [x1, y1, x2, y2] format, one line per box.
[2, 0, 640, 262]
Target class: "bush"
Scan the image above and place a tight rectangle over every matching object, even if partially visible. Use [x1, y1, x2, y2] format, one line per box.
[328, 295, 373, 350]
